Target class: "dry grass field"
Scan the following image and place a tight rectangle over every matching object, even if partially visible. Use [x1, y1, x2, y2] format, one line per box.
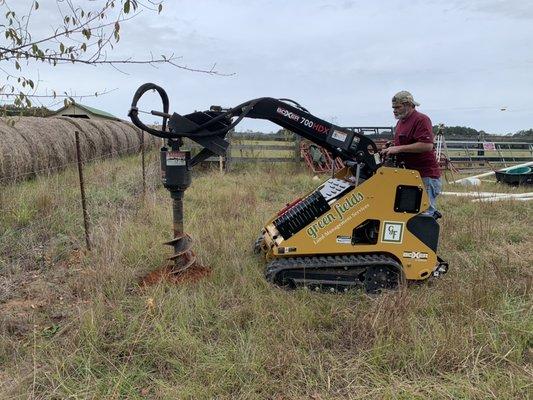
[0, 152, 531, 399]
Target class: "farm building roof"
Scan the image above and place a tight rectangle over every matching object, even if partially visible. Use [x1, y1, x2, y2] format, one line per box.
[52, 101, 120, 121]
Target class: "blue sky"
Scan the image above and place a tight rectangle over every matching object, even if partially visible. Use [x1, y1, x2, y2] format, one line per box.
[12, 0, 533, 134]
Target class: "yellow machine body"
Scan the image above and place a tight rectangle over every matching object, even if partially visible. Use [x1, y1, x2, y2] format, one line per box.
[262, 166, 438, 281]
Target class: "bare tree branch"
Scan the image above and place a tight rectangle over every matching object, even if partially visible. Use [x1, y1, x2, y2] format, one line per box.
[0, 87, 118, 99]
[0, 0, 232, 112]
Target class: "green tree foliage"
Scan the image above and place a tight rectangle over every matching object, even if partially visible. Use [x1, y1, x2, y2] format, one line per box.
[512, 129, 533, 140]
[433, 125, 532, 140]
[432, 125, 482, 138]
[2, 104, 52, 117]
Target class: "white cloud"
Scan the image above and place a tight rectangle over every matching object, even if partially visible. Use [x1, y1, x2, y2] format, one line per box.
[9, 0, 533, 134]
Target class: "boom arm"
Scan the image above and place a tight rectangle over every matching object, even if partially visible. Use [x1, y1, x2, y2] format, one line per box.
[128, 83, 381, 175]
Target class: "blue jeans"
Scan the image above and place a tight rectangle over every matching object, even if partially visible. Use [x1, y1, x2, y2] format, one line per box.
[422, 177, 442, 217]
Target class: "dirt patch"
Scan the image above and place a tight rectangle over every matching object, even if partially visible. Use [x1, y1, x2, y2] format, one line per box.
[140, 262, 211, 286]
[57, 248, 85, 269]
[0, 299, 38, 336]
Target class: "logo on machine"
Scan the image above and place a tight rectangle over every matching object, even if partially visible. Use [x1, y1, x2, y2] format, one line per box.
[336, 236, 352, 244]
[381, 221, 404, 244]
[276, 107, 329, 134]
[306, 192, 365, 240]
[276, 107, 300, 122]
[403, 251, 428, 260]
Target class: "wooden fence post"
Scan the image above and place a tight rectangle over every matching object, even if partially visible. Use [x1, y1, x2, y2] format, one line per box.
[75, 131, 92, 252]
[225, 129, 233, 172]
[293, 135, 302, 167]
[141, 130, 146, 196]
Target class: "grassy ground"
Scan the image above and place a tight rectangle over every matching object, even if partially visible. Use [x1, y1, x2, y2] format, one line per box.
[231, 148, 294, 159]
[200, 139, 295, 159]
[232, 139, 294, 147]
[0, 153, 532, 399]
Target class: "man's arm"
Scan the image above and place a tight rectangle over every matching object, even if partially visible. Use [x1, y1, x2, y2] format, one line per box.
[381, 142, 433, 156]
[382, 114, 434, 156]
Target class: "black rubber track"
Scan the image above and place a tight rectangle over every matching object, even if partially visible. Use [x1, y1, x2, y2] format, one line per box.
[265, 254, 404, 293]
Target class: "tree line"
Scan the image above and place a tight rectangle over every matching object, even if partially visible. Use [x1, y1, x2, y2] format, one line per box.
[234, 127, 533, 141]
[432, 126, 533, 141]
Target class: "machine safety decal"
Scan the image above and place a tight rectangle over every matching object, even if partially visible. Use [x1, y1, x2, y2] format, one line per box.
[306, 192, 367, 243]
[167, 151, 186, 166]
[381, 221, 404, 244]
[331, 130, 348, 142]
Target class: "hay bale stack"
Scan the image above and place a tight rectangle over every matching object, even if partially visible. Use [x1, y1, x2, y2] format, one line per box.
[58, 117, 107, 160]
[62, 118, 113, 161]
[86, 119, 121, 157]
[109, 121, 137, 151]
[9, 117, 62, 174]
[0, 116, 158, 183]
[115, 121, 161, 150]
[0, 121, 33, 182]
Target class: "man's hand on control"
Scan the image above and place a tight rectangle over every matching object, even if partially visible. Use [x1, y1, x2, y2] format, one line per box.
[380, 146, 402, 158]
[381, 142, 434, 157]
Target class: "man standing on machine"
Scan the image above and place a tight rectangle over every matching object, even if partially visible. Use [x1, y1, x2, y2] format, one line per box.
[380, 91, 442, 219]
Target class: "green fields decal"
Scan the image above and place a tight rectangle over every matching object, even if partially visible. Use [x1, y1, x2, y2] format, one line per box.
[306, 192, 364, 240]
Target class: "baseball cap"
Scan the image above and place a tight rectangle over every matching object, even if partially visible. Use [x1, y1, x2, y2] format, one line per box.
[392, 91, 420, 106]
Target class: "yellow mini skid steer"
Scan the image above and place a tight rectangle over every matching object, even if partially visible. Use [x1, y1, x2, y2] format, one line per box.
[129, 83, 448, 293]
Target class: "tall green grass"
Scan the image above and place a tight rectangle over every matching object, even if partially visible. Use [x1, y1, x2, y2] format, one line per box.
[0, 154, 531, 399]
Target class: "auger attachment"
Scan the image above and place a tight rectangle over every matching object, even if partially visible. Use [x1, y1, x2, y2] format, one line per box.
[160, 144, 199, 273]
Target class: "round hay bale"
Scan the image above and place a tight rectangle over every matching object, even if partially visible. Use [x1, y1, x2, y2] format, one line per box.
[113, 120, 160, 152]
[10, 117, 59, 174]
[84, 119, 116, 157]
[83, 119, 120, 156]
[16, 117, 76, 173]
[0, 116, 165, 182]
[145, 125, 162, 147]
[108, 120, 139, 153]
[132, 123, 162, 148]
[103, 120, 129, 155]
[47, 117, 79, 165]
[0, 120, 33, 182]
[58, 117, 106, 160]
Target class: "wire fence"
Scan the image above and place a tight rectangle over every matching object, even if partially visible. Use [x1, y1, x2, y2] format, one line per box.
[0, 131, 163, 272]
[0, 144, 140, 184]
[1, 129, 531, 298]
[0, 133, 162, 185]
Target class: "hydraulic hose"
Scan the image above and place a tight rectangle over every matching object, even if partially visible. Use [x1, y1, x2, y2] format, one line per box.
[128, 82, 172, 139]
[129, 83, 304, 139]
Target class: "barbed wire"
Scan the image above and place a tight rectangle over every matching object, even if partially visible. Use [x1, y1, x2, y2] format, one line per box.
[0, 141, 160, 184]
[0, 147, 162, 261]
